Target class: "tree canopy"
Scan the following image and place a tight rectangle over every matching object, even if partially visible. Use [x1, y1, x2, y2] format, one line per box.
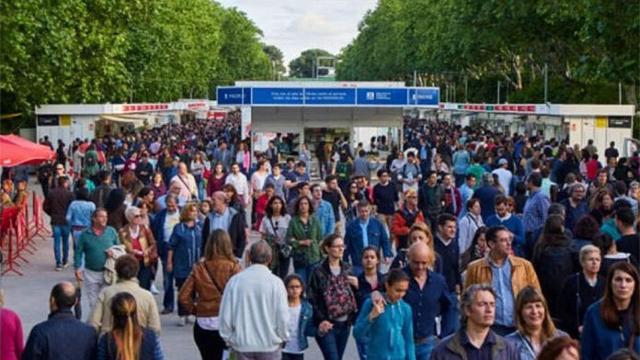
[336, 0, 639, 106]
[288, 49, 334, 78]
[0, 0, 279, 124]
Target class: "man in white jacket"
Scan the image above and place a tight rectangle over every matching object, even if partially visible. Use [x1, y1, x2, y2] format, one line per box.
[219, 240, 289, 359]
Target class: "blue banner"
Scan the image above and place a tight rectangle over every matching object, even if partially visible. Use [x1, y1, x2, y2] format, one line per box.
[304, 88, 356, 105]
[253, 87, 303, 105]
[356, 88, 408, 106]
[217, 87, 248, 105]
[408, 88, 440, 106]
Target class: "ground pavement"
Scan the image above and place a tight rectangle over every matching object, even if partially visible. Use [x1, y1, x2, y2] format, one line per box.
[1, 179, 357, 359]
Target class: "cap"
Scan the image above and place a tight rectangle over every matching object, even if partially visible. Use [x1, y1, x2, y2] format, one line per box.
[498, 158, 508, 166]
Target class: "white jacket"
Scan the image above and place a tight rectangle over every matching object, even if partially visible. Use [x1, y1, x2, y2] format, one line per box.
[219, 264, 289, 353]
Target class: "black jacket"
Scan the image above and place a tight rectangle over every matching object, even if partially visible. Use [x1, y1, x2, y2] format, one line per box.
[22, 309, 97, 360]
[307, 258, 357, 325]
[43, 187, 74, 225]
[201, 208, 247, 258]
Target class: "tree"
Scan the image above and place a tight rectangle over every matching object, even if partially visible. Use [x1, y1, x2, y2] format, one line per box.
[288, 49, 334, 78]
[263, 44, 286, 79]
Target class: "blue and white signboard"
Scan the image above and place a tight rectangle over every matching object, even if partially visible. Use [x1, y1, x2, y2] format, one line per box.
[217, 86, 440, 108]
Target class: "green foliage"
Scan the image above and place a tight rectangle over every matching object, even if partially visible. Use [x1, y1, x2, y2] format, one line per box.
[288, 49, 334, 78]
[336, 0, 640, 106]
[0, 0, 275, 120]
[263, 44, 286, 79]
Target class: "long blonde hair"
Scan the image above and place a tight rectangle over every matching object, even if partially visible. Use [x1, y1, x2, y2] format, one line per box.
[110, 292, 142, 360]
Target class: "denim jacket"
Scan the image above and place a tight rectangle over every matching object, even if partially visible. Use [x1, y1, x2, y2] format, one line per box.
[285, 300, 316, 351]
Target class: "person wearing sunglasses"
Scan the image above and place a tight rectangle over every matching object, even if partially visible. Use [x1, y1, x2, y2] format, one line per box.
[119, 206, 158, 290]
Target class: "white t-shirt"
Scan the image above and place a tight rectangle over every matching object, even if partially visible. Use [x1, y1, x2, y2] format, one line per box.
[492, 168, 513, 194]
[283, 304, 303, 354]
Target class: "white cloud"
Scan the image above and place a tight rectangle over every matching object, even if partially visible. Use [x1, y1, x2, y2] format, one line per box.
[217, 0, 377, 67]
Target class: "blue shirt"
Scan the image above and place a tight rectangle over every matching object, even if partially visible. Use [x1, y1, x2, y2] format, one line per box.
[458, 184, 474, 217]
[523, 189, 550, 232]
[315, 200, 336, 237]
[66, 200, 96, 227]
[402, 268, 452, 339]
[490, 258, 514, 327]
[209, 207, 232, 232]
[359, 219, 369, 247]
[460, 330, 496, 360]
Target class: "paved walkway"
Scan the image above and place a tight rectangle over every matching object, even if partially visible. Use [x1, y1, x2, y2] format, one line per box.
[1, 180, 357, 359]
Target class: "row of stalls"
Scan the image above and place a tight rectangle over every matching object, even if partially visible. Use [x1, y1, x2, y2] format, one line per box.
[35, 100, 228, 146]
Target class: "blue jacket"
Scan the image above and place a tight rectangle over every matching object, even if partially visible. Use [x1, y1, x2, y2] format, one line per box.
[169, 222, 203, 279]
[581, 301, 640, 360]
[151, 209, 180, 257]
[472, 185, 500, 222]
[315, 200, 336, 238]
[66, 200, 96, 228]
[353, 297, 416, 360]
[344, 217, 392, 268]
[22, 309, 98, 360]
[285, 300, 316, 351]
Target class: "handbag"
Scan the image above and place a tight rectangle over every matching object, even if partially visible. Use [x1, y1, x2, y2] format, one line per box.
[268, 217, 292, 259]
[144, 227, 159, 265]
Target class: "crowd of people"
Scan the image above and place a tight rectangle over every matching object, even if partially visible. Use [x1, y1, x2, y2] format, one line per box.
[0, 114, 639, 360]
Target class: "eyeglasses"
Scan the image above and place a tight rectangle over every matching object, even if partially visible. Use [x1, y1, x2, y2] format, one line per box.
[133, 214, 143, 218]
[330, 244, 345, 249]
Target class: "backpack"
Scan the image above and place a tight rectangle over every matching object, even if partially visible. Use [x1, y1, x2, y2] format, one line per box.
[336, 162, 350, 180]
[85, 154, 96, 167]
[323, 272, 357, 319]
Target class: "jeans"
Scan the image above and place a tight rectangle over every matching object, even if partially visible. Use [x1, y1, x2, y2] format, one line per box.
[193, 322, 226, 360]
[415, 336, 437, 360]
[355, 335, 368, 360]
[161, 252, 175, 312]
[137, 262, 153, 290]
[294, 263, 316, 286]
[175, 277, 188, 316]
[440, 291, 460, 336]
[236, 350, 281, 360]
[275, 255, 291, 279]
[315, 321, 350, 360]
[52, 225, 71, 266]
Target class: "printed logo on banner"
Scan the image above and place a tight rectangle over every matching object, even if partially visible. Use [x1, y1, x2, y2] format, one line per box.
[366, 92, 375, 100]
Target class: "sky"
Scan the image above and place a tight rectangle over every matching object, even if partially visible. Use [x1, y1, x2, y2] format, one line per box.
[217, 0, 378, 68]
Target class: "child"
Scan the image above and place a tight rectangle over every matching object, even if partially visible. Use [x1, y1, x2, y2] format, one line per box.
[354, 246, 383, 360]
[353, 269, 415, 360]
[282, 274, 315, 360]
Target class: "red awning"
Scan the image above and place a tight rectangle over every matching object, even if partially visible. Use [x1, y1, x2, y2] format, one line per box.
[0, 135, 55, 167]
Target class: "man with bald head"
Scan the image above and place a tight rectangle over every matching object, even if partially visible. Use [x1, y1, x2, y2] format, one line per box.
[170, 161, 198, 201]
[403, 242, 453, 360]
[202, 191, 247, 258]
[23, 282, 97, 359]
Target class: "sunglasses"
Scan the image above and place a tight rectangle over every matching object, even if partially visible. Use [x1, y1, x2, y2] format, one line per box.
[133, 214, 143, 218]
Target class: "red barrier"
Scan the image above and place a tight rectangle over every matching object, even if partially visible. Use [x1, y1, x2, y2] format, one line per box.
[1, 207, 24, 275]
[31, 192, 51, 239]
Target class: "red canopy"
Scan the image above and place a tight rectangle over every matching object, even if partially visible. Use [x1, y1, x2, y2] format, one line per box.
[0, 135, 55, 167]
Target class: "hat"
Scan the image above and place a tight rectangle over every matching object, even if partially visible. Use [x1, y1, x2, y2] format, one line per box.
[498, 158, 508, 166]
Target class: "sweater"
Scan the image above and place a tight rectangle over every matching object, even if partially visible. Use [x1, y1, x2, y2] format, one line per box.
[0, 308, 23, 360]
[74, 226, 120, 271]
[485, 214, 525, 250]
[581, 301, 640, 359]
[353, 297, 416, 360]
[219, 264, 289, 352]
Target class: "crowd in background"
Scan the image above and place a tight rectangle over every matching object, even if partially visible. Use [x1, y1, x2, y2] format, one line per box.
[1, 114, 639, 360]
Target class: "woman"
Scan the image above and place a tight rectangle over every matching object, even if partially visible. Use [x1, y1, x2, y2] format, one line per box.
[390, 189, 426, 252]
[334, 152, 353, 194]
[593, 232, 636, 277]
[254, 183, 274, 230]
[557, 245, 606, 338]
[391, 222, 442, 273]
[135, 187, 155, 210]
[190, 152, 206, 201]
[168, 203, 203, 326]
[354, 246, 384, 360]
[66, 187, 96, 247]
[119, 206, 157, 290]
[282, 274, 315, 360]
[457, 198, 484, 256]
[285, 196, 322, 284]
[206, 162, 226, 198]
[198, 200, 211, 224]
[532, 214, 579, 319]
[460, 226, 489, 269]
[581, 262, 640, 359]
[121, 170, 145, 206]
[537, 336, 580, 360]
[259, 195, 291, 278]
[149, 172, 167, 200]
[308, 234, 358, 360]
[235, 142, 250, 173]
[506, 287, 567, 360]
[354, 269, 414, 360]
[571, 215, 600, 251]
[106, 188, 128, 229]
[0, 289, 23, 360]
[97, 292, 164, 360]
[178, 230, 241, 360]
[344, 180, 363, 224]
[221, 183, 245, 216]
[589, 189, 614, 225]
[299, 143, 312, 177]
[431, 153, 449, 177]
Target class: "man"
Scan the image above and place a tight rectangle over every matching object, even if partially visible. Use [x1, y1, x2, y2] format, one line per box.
[344, 201, 392, 275]
[491, 158, 512, 195]
[225, 162, 250, 209]
[472, 173, 501, 222]
[151, 195, 181, 314]
[434, 214, 462, 334]
[202, 191, 247, 258]
[398, 152, 421, 193]
[323, 175, 348, 235]
[430, 284, 519, 360]
[391, 189, 426, 251]
[219, 241, 289, 360]
[584, 139, 597, 157]
[285, 161, 310, 201]
[616, 207, 639, 263]
[418, 170, 444, 228]
[465, 155, 486, 189]
[287, 182, 311, 215]
[605, 141, 619, 159]
[266, 140, 278, 168]
[372, 169, 399, 230]
[89, 255, 161, 334]
[135, 151, 154, 185]
[458, 174, 476, 217]
[43, 176, 74, 271]
[74, 208, 119, 311]
[418, 137, 432, 179]
[353, 149, 376, 180]
[90, 170, 114, 209]
[560, 183, 589, 232]
[171, 162, 198, 201]
[522, 172, 550, 257]
[442, 173, 462, 216]
[213, 140, 232, 171]
[311, 183, 336, 237]
[263, 163, 286, 199]
[485, 195, 525, 256]
[22, 282, 98, 359]
[464, 226, 540, 335]
[155, 182, 186, 212]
